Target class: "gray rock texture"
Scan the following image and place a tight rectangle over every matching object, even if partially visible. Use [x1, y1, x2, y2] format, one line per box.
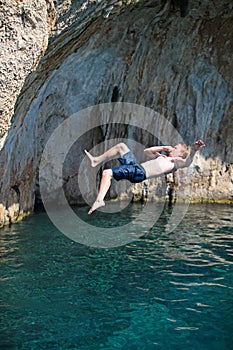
[0, 0, 56, 148]
[0, 0, 232, 226]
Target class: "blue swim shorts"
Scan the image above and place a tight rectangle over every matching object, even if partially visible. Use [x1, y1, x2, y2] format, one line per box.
[111, 151, 146, 183]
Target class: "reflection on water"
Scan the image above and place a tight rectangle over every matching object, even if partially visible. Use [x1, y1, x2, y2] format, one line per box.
[0, 203, 233, 349]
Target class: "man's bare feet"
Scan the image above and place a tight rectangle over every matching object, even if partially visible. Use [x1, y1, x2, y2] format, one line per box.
[84, 150, 98, 167]
[88, 200, 105, 215]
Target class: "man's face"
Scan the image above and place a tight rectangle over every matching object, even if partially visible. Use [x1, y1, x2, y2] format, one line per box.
[170, 144, 183, 157]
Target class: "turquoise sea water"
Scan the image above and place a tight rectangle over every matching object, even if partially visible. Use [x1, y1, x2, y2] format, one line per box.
[0, 203, 233, 349]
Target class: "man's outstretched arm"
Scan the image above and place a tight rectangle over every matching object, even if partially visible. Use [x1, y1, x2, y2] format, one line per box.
[173, 140, 205, 168]
[144, 145, 174, 158]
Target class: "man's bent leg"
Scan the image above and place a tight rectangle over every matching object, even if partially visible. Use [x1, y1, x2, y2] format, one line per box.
[88, 169, 113, 214]
[85, 143, 130, 167]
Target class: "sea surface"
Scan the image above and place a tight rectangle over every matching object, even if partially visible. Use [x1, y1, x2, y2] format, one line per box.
[0, 203, 233, 349]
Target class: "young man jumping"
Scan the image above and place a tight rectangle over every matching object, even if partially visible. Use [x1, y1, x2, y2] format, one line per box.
[85, 140, 205, 214]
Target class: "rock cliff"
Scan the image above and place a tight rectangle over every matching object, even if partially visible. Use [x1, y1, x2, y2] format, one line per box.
[0, 0, 56, 148]
[0, 0, 232, 226]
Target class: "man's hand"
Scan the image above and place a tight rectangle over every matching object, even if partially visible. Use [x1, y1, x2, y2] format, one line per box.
[144, 145, 173, 158]
[192, 140, 205, 151]
[163, 146, 174, 153]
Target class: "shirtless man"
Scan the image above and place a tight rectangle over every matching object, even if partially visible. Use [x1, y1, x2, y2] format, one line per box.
[85, 140, 205, 214]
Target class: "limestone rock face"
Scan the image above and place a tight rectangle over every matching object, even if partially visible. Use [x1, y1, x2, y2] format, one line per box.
[0, 0, 56, 148]
[0, 0, 232, 226]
